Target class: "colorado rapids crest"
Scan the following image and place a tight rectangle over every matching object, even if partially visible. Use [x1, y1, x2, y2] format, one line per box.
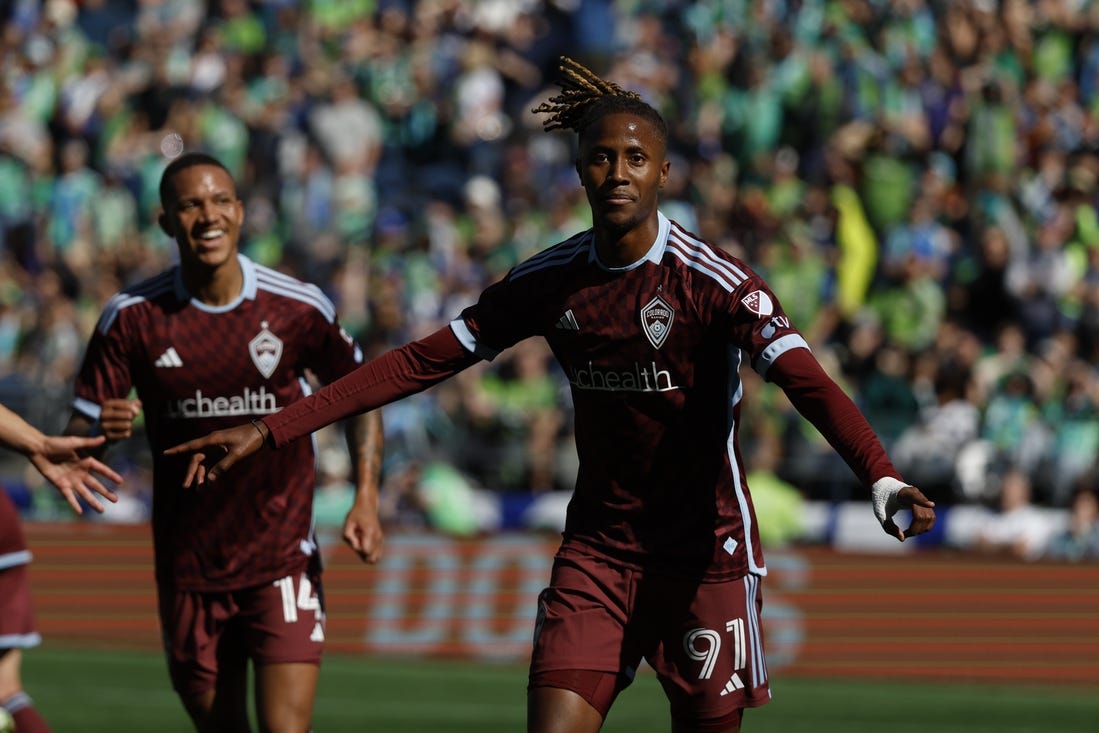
[249, 321, 283, 379]
[641, 295, 674, 349]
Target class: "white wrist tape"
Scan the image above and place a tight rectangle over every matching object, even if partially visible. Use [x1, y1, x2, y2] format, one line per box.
[871, 477, 908, 526]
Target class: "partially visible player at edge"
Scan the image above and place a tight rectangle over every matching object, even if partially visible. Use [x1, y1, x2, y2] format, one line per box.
[166, 59, 935, 733]
[0, 402, 123, 733]
[64, 152, 385, 733]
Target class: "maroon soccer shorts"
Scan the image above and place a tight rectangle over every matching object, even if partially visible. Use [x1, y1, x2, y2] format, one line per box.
[158, 568, 326, 697]
[0, 563, 40, 649]
[529, 546, 771, 726]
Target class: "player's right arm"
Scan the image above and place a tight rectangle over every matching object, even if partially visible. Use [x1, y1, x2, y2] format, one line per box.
[65, 399, 144, 444]
[165, 325, 480, 485]
[66, 290, 142, 445]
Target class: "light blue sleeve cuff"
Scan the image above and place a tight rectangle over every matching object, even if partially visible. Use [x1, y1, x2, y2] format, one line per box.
[754, 334, 810, 380]
[449, 319, 499, 362]
[71, 397, 102, 422]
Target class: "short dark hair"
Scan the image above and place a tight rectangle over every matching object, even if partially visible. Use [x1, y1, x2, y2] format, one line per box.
[532, 56, 667, 146]
[159, 152, 232, 211]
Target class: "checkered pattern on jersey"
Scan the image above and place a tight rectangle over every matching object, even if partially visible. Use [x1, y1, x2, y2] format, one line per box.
[457, 214, 810, 580]
[73, 256, 362, 591]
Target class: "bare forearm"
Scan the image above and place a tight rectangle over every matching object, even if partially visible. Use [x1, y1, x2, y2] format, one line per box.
[0, 404, 46, 456]
[340, 408, 387, 564]
[346, 409, 384, 500]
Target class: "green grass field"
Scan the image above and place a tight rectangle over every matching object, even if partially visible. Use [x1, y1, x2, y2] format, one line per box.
[23, 645, 1097, 732]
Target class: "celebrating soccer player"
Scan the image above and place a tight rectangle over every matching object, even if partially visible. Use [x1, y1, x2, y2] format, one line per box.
[166, 59, 935, 732]
[64, 153, 385, 732]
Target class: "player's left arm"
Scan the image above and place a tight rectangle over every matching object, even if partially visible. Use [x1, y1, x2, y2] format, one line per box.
[341, 408, 385, 564]
[766, 348, 936, 542]
[65, 304, 143, 454]
[725, 270, 935, 542]
[307, 308, 386, 564]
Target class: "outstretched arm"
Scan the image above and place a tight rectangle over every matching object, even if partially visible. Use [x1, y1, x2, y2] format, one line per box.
[166, 325, 479, 485]
[768, 348, 936, 541]
[0, 404, 123, 515]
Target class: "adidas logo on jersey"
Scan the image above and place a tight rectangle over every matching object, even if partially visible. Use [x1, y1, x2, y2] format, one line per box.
[155, 347, 183, 368]
[555, 309, 580, 331]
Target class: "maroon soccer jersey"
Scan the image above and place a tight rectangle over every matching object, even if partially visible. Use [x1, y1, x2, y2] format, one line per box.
[265, 213, 898, 578]
[0, 488, 40, 648]
[72, 255, 363, 592]
[452, 214, 809, 580]
[0, 487, 28, 561]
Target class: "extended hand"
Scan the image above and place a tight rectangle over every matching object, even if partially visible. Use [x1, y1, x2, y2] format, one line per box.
[32, 434, 123, 514]
[163, 422, 266, 487]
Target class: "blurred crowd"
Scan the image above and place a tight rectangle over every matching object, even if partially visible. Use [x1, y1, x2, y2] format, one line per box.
[1, 0, 1099, 559]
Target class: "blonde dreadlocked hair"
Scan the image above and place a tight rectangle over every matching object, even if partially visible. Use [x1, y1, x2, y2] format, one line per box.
[532, 56, 667, 144]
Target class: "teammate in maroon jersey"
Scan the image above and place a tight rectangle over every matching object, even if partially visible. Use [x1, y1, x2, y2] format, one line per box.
[167, 60, 936, 732]
[64, 153, 385, 732]
[0, 403, 123, 733]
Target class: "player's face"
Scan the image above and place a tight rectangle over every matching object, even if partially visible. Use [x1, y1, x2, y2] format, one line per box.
[576, 112, 669, 238]
[158, 164, 244, 271]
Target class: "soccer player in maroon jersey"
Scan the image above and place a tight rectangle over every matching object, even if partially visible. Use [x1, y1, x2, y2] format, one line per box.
[64, 152, 385, 732]
[167, 60, 936, 732]
[0, 403, 123, 732]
